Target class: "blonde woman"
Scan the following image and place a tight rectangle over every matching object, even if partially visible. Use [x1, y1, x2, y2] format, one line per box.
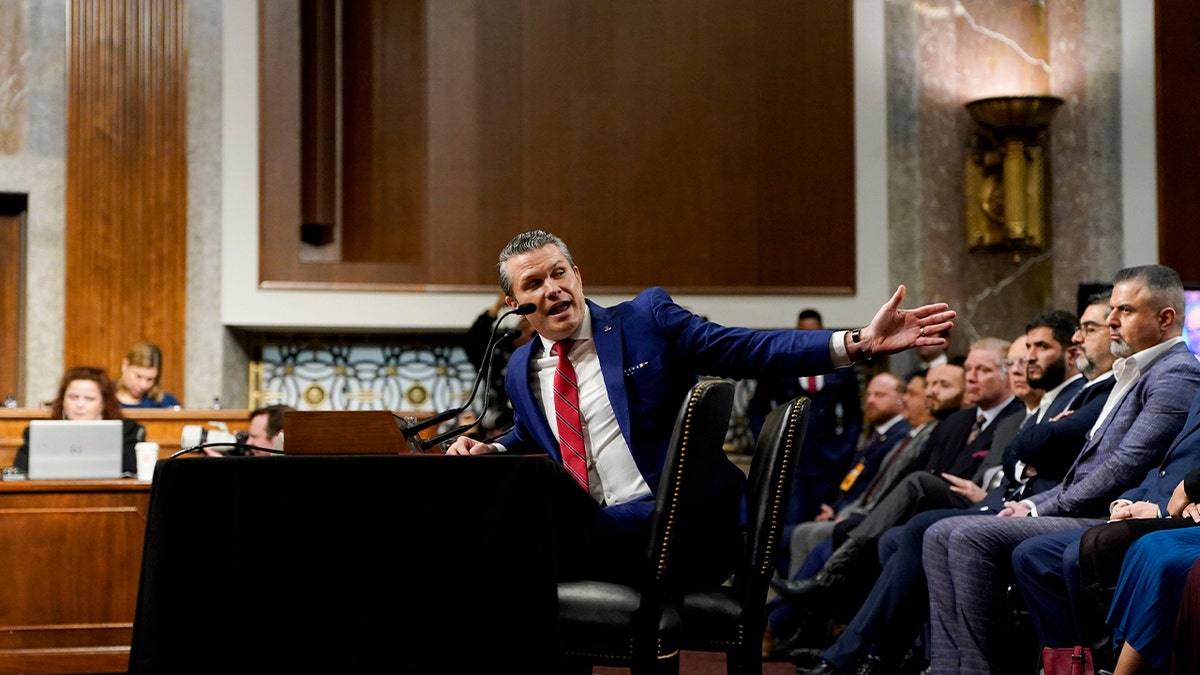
[116, 342, 182, 408]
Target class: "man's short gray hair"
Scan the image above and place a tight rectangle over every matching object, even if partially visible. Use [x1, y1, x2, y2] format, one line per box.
[497, 230, 576, 296]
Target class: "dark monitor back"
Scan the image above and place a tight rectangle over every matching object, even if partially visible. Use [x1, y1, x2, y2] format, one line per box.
[129, 454, 561, 673]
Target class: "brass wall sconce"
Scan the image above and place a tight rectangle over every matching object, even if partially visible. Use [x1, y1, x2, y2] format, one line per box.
[964, 95, 1064, 258]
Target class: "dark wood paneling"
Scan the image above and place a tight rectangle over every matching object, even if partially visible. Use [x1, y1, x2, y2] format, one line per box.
[0, 210, 23, 401]
[260, 0, 856, 294]
[65, 0, 189, 397]
[1157, 1, 1200, 282]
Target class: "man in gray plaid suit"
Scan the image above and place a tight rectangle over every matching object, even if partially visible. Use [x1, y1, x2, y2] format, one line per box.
[922, 265, 1200, 675]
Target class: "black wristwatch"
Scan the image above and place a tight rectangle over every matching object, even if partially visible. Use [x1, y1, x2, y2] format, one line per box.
[850, 328, 871, 362]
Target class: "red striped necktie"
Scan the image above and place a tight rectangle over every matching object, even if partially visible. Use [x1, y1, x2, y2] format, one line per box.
[552, 339, 588, 491]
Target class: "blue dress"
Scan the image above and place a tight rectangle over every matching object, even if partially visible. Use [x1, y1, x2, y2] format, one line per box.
[1108, 526, 1200, 671]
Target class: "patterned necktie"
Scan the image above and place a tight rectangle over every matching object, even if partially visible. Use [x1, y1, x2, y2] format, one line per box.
[967, 413, 985, 444]
[551, 339, 588, 491]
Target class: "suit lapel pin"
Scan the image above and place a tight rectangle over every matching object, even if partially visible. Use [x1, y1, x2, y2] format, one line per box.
[603, 325, 612, 332]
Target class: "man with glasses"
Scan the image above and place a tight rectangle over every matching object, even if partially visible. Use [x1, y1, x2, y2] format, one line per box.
[790, 309, 1099, 674]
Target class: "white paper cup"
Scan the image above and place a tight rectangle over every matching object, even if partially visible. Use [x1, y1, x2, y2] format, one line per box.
[135, 442, 159, 481]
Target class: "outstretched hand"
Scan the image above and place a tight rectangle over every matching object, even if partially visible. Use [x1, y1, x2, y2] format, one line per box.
[855, 285, 955, 360]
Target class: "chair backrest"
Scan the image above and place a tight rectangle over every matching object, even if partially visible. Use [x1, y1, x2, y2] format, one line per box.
[645, 378, 736, 591]
[739, 396, 810, 593]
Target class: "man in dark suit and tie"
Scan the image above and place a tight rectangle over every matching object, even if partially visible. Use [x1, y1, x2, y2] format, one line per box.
[924, 265, 1200, 675]
[444, 230, 957, 589]
[748, 308, 864, 526]
[773, 337, 1023, 606]
[790, 306, 1108, 674]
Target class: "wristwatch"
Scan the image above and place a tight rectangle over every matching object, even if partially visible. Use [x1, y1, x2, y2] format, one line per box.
[850, 328, 871, 362]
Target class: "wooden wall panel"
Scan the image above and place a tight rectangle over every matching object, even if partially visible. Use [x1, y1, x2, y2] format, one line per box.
[260, 0, 856, 294]
[0, 208, 24, 402]
[1157, 1, 1200, 283]
[65, 0, 188, 398]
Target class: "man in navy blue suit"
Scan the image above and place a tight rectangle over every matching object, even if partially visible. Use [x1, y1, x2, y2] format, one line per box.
[445, 230, 956, 588]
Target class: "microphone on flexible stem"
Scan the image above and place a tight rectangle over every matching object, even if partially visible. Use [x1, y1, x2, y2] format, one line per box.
[421, 328, 521, 451]
[399, 302, 534, 450]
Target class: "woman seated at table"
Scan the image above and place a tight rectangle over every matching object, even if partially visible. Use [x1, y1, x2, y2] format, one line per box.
[13, 366, 143, 475]
[116, 342, 182, 408]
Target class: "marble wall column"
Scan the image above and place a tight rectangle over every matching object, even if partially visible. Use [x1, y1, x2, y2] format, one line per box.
[886, 0, 1122, 363]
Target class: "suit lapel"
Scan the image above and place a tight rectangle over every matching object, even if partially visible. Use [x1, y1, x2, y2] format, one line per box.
[509, 338, 561, 457]
[588, 301, 633, 446]
[1047, 377, 1085, 418]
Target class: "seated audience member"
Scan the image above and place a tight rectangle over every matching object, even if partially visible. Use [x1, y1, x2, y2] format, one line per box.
[747, 308, 864, 525]
[794, 304, 1112, 675]
[776, 372, 906, 572]
[116, 342, 182, 408]
[772, 337, 1022, 613]
[1106, 525, 1200, 675]
[925, 265, 1200, 675]
[203, 404, 293, 457]
[1003, 294, 1117, 500]
[13, 366, 144, 475]
[765, 369, 936, 656]
[444, 229, 955, 590]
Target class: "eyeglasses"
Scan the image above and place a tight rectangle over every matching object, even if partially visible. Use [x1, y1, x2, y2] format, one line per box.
[1002, 357, 1029, 368]
[1079, 322, 1106, 336]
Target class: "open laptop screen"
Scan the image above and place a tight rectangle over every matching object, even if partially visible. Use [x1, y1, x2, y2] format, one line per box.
[27, 420, 125, 480]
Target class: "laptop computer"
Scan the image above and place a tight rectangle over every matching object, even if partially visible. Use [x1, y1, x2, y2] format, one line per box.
[27, 420, 126, 480]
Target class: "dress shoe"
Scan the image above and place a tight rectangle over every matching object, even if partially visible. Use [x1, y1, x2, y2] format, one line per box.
[793, 659, 843, 675]
[783, 647, 824, 669]
[854, 655, 894, 675]
[770, 569, 842, 603]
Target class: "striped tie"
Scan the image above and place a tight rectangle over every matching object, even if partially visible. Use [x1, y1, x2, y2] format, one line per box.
[552, 339, 588, 491]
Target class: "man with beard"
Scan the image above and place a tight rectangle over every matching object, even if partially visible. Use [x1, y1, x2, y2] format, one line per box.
[772, 338, 1022, 653]
[787, 311, 1091, 674]
[925, 265, 1200, 675]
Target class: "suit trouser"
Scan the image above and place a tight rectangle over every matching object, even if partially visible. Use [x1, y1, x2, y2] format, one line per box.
[845, 471, 972, 546]
[787, 520, 838, 579]
[821, 507, 982, 671]
[1011, 517, 1199, 650]
[923, 514, 1102, 675]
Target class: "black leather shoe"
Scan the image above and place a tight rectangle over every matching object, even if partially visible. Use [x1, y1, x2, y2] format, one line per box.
[794, 660, 842, 675]
[771, 569, 841, 602]
[783, 647, 824, 669]
[854, 655, 892, 675]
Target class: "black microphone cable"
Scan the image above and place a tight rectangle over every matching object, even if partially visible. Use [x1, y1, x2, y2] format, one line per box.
[168, 443, 284, 459]
[401, 302, 535, 442]
[421, 328, 521, 450]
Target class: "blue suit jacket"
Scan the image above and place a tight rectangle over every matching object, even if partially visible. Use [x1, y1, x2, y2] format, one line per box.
[498, 287, 839, 527]
[1002, 375, 1117, 496]
[832, 419, 912, 510]
[1119, 385, 1200, 512]
[1028, 342, 1200, 517]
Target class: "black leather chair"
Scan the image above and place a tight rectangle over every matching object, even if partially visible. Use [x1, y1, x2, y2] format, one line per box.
[556, 378, 737, 675]
[679, 395, 810, 675]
